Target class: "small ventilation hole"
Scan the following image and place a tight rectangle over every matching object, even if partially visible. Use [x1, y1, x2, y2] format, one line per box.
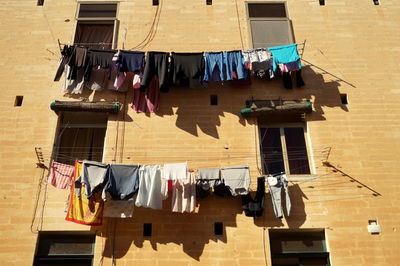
[143, 223, 152, 237]
[340, 93, 348, 105]
[14, 96, 23, 107]
[214, 222, 223, 236]
[210, 95, 218, 105]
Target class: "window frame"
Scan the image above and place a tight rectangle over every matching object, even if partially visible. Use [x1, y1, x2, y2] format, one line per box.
[268, 229, 331, 266]
[245, 1, 295, 48]
[258, 122, 315, 177]
[53, 112, 108, 165]
[33, 231, 96, 266]
[73, 1, 120, 49]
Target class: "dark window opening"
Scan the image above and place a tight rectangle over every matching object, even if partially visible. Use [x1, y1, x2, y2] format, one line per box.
[206, 0, 212, 5]
[284, 128, 310, 175]
[210, 94, 218, 105]
[340, 93, 348, 105]
[153, 0, 159, 6]
[74, 22, 114, 49]
[260, 127, 310, 175]
[248, 3, 287, 18]
[78, 4, 117, 18]
[143, 223, 152, 237]
[55, 112, 107, 165]
[214, 222, 223, 236]
[75, 3, 118, 48]
[37, 0, 44, 6]
[33, 231, 95, 266]
[261, 128, 285, 175]
[373, 0, 379, 5]
[269, 229, 330, 266]
[319, 0, 325, 5]
[14, 96, 23, 107]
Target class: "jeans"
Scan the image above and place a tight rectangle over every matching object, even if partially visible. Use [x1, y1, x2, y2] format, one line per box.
[268, 174, 291, 218]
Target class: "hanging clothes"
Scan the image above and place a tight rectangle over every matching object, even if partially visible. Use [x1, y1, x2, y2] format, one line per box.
[267, 173, 291, 218]
[132, 76, 160, 113]
[67, 46, 88, 80]
[268, 44, 302, 72]
[62, 66, 85, 94]
[269, 44, 304, 89]
[103, 164, 140, 200]
[224, 51, 247, 80]
[66, 161, 104, 226]
[84, 49, 117, 81]
[163, 162, 188, 180]
[241, 177, 265, 217]
[117, 50, 145, 73]
[170, 53, 204, 88]
[54, 45, 74, 81]
[75, 160, 108, 199]
[171, 172, 196, 213]
[47, 161, 75, 189]
[220, 166, 251, 196]
[103, 198, 135, 218]
[196, 168, 221, 198]
[135, 165, 167, 210]
[204, 52, 226, 82]
[140, 52, 170, 93]
[242, 48, 274, 80]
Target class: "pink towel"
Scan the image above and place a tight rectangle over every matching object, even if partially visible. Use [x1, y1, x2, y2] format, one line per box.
[171, 172, 196, 213]
[132, 76, 160, 113]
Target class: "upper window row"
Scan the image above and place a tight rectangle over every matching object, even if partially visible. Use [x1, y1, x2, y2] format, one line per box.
[72, 3, 294, 49]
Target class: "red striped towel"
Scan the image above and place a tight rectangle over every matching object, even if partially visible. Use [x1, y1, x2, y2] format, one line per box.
[47, 162, 75, 189]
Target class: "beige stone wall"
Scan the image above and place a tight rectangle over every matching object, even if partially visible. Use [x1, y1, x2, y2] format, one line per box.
[0, 0, 399, 265]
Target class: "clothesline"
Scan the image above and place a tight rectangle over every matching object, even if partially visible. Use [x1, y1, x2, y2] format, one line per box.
[57, 38, 306, 55]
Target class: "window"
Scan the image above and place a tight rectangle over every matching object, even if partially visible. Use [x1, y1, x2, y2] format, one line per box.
[269, 229, 330, 266]
[260, 125, 311, 175]
[340, 93, 348, 105]
[319, 0, 325, 5]
[74, 3, 119, 49]
[153, 0, 159, 6]
[33, 231, 95, 266]
[54, 112, 107, 165]
[37, 0, 44, 6]
[247, 3, 294, 48]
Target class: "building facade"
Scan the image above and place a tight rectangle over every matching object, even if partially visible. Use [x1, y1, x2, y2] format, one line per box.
[0, 0, 399, 265]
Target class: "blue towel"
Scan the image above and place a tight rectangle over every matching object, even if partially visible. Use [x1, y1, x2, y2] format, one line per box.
[268, 44, 301, 72]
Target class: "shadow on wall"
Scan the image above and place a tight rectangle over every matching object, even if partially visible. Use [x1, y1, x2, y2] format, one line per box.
[252, 184, 308, 229]
[61, 62, 351, 139]
[91, 184, 309, 261]
[92, 195, 242, 261]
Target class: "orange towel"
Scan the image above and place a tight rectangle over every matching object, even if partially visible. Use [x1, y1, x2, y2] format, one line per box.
[65, 161, 104, 225]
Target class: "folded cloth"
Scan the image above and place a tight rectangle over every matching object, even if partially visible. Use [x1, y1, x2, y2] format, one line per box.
[75, 160, 108, 199]
[103, 164, 140, 200]
[103, 198, 135, 218]
[163, 162, 188, 180]
[47, 161, 75, 189]
[220, 166, 251, 196]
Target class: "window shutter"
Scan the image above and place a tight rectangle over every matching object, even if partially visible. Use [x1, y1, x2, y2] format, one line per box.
[250, 20, 292, 48]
